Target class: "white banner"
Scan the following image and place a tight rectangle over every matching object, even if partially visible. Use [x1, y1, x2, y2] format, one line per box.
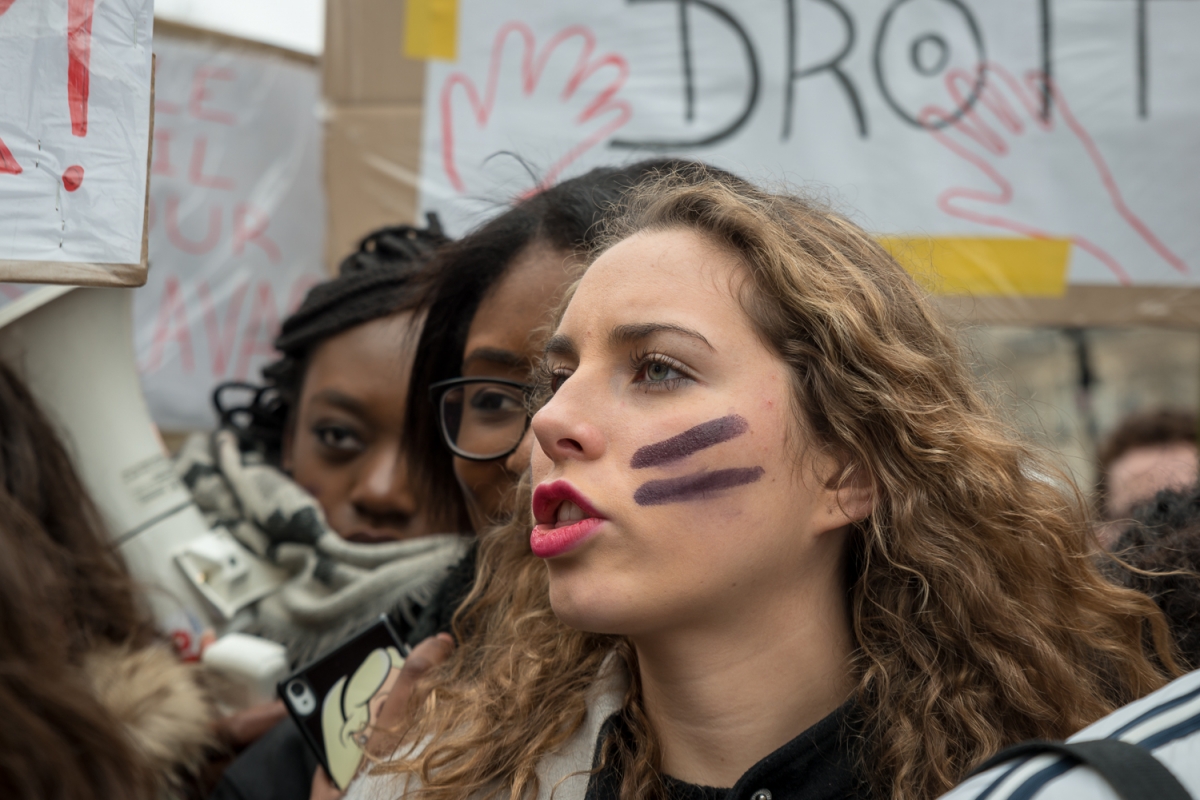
[132, 33, 327, 430]
[0, 0, 152, 270]
[419, 0, 1200, 293]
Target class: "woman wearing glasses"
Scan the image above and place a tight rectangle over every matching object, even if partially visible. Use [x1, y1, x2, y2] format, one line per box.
[411, 159, 697, 529]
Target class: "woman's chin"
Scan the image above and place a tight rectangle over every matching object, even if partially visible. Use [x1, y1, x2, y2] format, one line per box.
[547, 584, 639, 636]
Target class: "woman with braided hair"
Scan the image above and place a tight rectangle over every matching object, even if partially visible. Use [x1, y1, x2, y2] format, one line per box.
[178, 218, 472, 670]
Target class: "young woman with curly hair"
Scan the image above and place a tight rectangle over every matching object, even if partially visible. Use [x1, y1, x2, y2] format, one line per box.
[346, 167, 1175, 800]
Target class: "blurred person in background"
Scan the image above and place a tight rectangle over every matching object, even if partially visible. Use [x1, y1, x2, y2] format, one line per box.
[1096, 409, 1198, 547]
[1109, 484, 1200, 668]
[943, 485, 1200, 800]
[178, 220, 471, 669]
[0, 362, 213, 800]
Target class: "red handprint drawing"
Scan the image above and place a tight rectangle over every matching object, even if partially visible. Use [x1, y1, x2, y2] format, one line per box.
[0, 0, 22, 175]
[439, 22, 632, 195]
[921, 62, 1187, 286]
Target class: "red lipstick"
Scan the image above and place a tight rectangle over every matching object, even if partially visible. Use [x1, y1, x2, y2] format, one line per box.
[530, 480, 606, 558]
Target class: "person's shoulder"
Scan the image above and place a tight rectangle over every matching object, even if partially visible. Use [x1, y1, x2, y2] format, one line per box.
[343, 769, 418, 800]
[939, 670, 1200, 800]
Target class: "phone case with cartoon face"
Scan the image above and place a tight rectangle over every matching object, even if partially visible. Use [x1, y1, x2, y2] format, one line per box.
[278, 615, 410, 790]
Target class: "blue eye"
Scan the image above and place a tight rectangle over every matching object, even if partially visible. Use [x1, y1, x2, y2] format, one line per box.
[644, 362, 680, 382]
[632, 353, 691, 392]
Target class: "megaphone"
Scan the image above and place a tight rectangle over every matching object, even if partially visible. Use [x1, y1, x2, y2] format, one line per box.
[0, 286, 286, 657]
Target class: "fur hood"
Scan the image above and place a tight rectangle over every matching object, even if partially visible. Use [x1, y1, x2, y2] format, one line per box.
[83, 643, 216, 799]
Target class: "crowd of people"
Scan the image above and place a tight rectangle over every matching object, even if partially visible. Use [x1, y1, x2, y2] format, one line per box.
[5, 159, 1200, 800]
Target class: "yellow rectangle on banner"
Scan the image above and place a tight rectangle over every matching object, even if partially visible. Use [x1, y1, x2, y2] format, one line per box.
[404, 0, 458, 60]
[879, 237, 1071, 297]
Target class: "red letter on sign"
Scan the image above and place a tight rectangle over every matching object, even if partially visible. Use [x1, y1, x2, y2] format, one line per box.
[232, 204, 281, 263]
[198, 279, 249, 377]
[165, 195, 222, 255]
[0, 0, 22, 175]
[234, 282, 281, 380]
[142, 276, 195, 374]
[189, 67, 236, 124]
[152, 128, 176, 176]
[188, 136, 235, 190]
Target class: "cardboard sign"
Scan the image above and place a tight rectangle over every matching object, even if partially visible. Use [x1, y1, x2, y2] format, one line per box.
[0, 0, 153, 285]
[133, 27, 328, 431]
[417, 0, 1200, 301]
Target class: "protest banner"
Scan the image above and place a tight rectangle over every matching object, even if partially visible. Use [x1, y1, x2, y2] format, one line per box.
[326, 0, 1200, 327]
[0, 0, 154, 285]
[134, 23, 328, 430]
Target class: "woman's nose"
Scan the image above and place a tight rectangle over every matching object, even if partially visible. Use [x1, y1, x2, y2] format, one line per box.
[531, 375, 606, 464]
[350, 446, 419, 517]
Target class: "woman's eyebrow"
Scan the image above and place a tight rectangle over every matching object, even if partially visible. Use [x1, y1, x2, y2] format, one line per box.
[609, 322, 715, 352]
[543, 334, 578, 360]
[462, 347, 527, 370]
[310, 389, 367, 417]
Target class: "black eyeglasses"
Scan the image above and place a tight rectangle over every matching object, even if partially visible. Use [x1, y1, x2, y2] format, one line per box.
[429, 377, 533, 461]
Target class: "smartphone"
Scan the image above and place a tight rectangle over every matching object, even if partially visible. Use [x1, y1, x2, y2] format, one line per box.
[278, 615, 410, 790]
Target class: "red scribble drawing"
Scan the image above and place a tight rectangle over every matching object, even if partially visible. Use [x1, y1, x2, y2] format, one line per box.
[0, 0, 21, 175]
[63, 0, 94, 191]
[921, 62, 1188, 285]
[439, 22, 632, 194]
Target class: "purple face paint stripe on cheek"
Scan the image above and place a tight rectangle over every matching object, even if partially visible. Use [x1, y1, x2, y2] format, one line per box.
[633, 467, 765, 507]
[630, 414, 750, 469]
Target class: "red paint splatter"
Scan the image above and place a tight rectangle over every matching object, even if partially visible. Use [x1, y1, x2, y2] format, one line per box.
[67, 0, 94, 137]
[62, 165, 84, 191]
[0, 140, 18, 175]
[64, 0, 93, 190]
[0, 0, 19, 175]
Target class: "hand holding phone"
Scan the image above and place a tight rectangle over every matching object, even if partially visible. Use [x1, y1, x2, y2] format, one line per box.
[278, 616, 409, 791]
[363, 633, 455, 758]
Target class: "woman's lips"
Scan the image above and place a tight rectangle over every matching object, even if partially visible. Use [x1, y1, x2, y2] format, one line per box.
[531, 517, 605, 558]
[531, 480, 606, 558]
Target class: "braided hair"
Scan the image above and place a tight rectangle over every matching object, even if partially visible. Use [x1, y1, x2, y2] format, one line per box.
[214, 216, 449, 465]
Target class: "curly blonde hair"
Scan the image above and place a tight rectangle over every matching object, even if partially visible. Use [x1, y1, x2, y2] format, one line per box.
[377, 167, 1176, 800]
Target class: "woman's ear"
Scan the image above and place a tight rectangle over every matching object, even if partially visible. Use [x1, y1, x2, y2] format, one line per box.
[821, 458, 874, 530]
[834, 462, 874, 524]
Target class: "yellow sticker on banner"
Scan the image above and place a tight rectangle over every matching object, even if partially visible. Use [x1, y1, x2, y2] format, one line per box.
[405, 0, 458, 61]
[879, 237, 1072, 297]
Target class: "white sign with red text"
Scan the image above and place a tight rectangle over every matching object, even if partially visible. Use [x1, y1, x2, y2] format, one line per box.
[420, 0, 1200, 291]
[0, 0, 152, 275]
[131, 34, 327, 430]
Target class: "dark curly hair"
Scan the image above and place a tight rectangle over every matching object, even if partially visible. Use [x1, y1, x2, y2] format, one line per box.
[1111, 485, 1200, 668]
[213, 217, 449, 465]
